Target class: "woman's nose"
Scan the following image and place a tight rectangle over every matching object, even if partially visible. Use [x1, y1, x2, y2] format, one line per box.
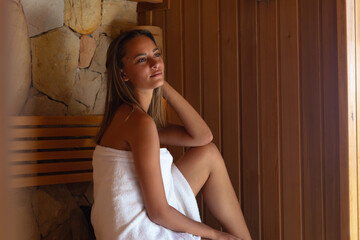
[150, 58, 160, 69]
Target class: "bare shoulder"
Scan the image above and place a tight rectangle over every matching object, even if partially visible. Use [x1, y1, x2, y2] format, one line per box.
[127, 108, 158, 137]
[125, 107, 160, 152]
[100, 105, 156, 150]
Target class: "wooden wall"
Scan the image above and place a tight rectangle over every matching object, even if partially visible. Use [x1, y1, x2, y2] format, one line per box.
[139, 0, 357, 239]
[0, 1, 10, 238]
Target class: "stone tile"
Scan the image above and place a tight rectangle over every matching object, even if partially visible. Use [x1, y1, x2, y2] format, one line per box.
[70, 208, 94, 240]
[32, 189, 63, 237]
[8, 0, 31, 115]
[21, 88, 67, 116]
[32, 185, 78, 237]
[66, 182, 89, 197]
[79, 35, 96, 68]
[91, 26, 103, 41]
[64, 0, 101, 34]
[44, 220, 72, 240]
[20, 0, 64, 37]
[89, 35, 112, 73]
[31, 27, 80, 104]
[91, 78, 107, 115]
[72, 69, 102, 108]
[101, 0, 137, 37]
[67, 98, 89, 116]
[75, 195, 92, 207]
[10, 188, 40, 240]
[84, 182, 94, 205]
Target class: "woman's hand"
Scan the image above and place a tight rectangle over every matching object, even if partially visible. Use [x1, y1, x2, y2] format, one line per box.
[212, 230, 243, 240]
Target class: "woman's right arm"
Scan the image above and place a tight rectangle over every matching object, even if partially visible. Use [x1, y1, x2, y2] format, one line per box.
[127, 112, 240, 240]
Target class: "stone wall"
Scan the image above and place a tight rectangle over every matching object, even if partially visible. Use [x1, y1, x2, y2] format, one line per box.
[10, 0, 137, 239]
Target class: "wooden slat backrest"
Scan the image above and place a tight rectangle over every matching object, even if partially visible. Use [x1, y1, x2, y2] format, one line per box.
[10, 115, 103, 188]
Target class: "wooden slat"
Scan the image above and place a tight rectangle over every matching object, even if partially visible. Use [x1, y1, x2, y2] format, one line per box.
[239, 0, 261, 238]
[11, 161, 92, 175]
[164, 0, 184, 160]
[219, 0, 241, 231]
[202, 0, 220, 150]
[10, 172, 93, 188]
[183, 0, 210, 227]
[10, 127, 99, 138]
[11, 149, 94, 162]
[11, 138, 96, 151]
[321, 0, 341, 239]
[11, 115, 102, 126]
[258, 1, 281, 239]
[278, 0, 302, 239]
[343, 0, 359, 239]
[152, 8, 166, 63]
[0, 5, 9, 235]
[202, 0, 221, 230]
[183, 0, 201, 112]
[299, 0, 324, 238]
[337, 1, 351, 239]
[356, 0, 360, 237]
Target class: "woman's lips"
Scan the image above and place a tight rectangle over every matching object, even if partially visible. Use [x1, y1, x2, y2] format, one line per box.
[150, 71, 162, 77]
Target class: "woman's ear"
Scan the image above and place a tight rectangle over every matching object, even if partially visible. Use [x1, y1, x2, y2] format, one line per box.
[120, 69, 129, 81]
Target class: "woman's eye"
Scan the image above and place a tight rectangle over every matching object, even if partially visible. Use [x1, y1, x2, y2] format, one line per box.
[154, 52, 161, 57]
[137, 57, 146, 63]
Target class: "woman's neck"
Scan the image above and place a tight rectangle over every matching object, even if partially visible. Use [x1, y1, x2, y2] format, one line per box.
[134, 89, 153, 112]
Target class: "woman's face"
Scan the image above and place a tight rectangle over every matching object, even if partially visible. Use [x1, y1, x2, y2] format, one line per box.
[120, 35, 164, 91]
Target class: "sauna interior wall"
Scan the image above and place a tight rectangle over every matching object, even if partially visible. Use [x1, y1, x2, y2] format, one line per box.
[140, 0, 346, 239]
[0, 0, 10, 238]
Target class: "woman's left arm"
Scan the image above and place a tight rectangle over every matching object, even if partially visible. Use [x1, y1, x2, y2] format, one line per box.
[159, 81, 213, 146]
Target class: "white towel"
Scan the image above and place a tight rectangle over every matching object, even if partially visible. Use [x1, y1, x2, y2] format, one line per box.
[91, 145, 202, 240]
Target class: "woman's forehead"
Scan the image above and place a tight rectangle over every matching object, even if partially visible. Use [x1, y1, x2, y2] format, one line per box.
[124, 36, 157, 56]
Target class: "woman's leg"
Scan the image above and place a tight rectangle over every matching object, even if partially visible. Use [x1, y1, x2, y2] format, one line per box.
[175, 143, 251, 240]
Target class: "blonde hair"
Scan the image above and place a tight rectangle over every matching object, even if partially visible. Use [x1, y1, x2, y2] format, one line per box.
[96, 30, 166, 144]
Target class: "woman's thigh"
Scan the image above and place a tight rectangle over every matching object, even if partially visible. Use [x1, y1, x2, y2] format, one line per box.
[175, 143, 220, 197]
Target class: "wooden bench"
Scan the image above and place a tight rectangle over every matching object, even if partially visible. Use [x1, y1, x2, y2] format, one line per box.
[9, 115, 103, 188]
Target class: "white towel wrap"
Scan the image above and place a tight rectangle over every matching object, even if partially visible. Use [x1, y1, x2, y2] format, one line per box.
[91, 145, 201, 240]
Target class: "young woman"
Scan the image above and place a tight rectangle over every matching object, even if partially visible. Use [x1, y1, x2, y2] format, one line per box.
[91, 30, 251, 240]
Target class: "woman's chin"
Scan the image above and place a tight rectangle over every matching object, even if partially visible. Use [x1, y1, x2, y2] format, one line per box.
[153, 78, 165, 88]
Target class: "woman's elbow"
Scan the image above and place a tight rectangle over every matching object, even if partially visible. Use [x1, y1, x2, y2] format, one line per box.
[206, 131, 213, 143]
[197, 129, 213, 146]
[147, 206, 170, 225]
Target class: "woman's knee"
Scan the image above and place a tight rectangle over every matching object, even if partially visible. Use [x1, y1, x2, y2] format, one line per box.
[192, 142, 223, 165]
[202, 142, 219, 155]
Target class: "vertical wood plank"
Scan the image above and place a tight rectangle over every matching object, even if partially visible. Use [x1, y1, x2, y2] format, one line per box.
[343, 0, 359, 238]
[239, 0, 261, 239]
[299, 0, 325, 239]
[278, 0, 302, 239]
[163, 0, 184, 159]
[183, 0, 201, 112]
[356, 0, 360, 237]
[0, 0, 9, 238]
[201, 0, 220, 149]
[138, 11, 153, 25]
[182, 0, 207, 225]
[201, 0, 221, 229]
[321, 0, 341, 239]
[219, 0, 241, 218]
[258, 1, 281, 239]
[152, 10, 166, 63]
[336, 0, 351, 239]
